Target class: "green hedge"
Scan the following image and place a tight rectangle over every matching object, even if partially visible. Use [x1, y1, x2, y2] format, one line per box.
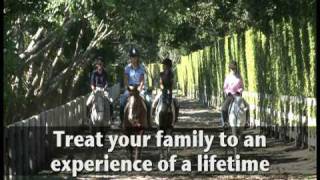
[176, 18, 316, 121]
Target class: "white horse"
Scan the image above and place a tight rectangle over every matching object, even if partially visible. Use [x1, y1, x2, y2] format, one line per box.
[87, 87, 112, 130]
[225, 95, 249, 159]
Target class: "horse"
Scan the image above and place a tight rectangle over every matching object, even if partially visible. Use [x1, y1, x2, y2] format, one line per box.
[154, 89, 177, 159]
[89, 87, 111, 132]
[224, 95, 249, 160]
[122, 85, 148, 161]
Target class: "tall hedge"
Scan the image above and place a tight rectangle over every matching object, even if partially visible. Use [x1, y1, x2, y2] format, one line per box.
[176, 18, 316, 123]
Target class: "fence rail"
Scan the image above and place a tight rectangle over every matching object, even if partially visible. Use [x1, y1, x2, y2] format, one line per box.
[4, 83, 316, 177]
[4, 83, 121, 178]
[195, 89, 317, 150]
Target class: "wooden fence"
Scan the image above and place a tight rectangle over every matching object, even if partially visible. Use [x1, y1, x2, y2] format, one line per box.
[4, 83, 121, 178]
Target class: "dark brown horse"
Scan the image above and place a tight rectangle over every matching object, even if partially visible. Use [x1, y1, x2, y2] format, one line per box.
[122, 85, 148, 160]
[154, 89, 176, 159]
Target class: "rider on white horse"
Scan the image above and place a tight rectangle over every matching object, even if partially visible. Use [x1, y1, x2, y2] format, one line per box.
[221, 60, 244, 127]
[86, 57, 113, 118]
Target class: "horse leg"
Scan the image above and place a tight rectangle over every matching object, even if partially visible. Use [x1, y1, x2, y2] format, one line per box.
[133, 146, 138, 161]
[100, 126, 106, 135]
[166, 128, 173, 160]
[224, 128, 229, 158]
[133, 129, 144, 161]
[159, 143, 164, 160]
[124, 128, 133, 161]
[162, 129, 168, 160]
[138, 129, 144, 160]
[232, 127, 238, 165]
[237, 128, 243, 157]
[159, 128, 165, 160]
[127, 145, 133, 161]
[88, 118, 93, 134]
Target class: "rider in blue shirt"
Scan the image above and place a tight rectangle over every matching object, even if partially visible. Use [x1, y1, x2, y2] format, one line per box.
[120, 47, 146, 122]
[124, 63, 145, 86]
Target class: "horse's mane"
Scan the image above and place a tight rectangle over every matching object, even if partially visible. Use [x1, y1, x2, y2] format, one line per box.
[231, 96, 248, 112]
[125, 93, 147, 117]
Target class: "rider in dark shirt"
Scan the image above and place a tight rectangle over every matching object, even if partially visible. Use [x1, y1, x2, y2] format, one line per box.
[90, 68, 108, 89]
[159, 61, 174, 101]
[86, 57, 113, 118]
[151, 58, 179, 122]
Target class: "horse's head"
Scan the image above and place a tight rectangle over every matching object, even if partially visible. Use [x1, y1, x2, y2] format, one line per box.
[90, 88, 105, 125]
[126, 92, 146, 127]
[128, 85, 139, 96]
[93, 89, 105, 112]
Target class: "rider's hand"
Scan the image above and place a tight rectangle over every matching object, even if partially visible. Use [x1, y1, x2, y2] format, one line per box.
[245, 122, 249, 129]
[104, 85, 109, 91]
[91, 85, 95, 91]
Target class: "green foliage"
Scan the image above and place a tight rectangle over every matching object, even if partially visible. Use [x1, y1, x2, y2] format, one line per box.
[176, 16, 316, 123]
[4, 0, 316, 125]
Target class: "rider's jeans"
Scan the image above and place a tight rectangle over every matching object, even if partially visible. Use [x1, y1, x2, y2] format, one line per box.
[221, 94, 234, 125]
[120, 90, 146, 121]
[120, 90, 145, 108]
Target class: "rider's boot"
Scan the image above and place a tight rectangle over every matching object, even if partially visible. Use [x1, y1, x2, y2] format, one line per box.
[86, 104, 91, 118]
[151, 106, 156, 116]
[175, 100, 179, 123]
[222, 111, 229, 128]
[110, 103, 114, 120]
[152, 98, 159, 116]
[119, 104, 124, 127]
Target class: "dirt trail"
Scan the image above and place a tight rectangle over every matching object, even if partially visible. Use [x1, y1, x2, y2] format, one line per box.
[38, 97, 316, 179]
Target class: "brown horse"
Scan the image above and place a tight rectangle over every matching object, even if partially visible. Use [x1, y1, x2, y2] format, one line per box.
[122, 85, 148, 161]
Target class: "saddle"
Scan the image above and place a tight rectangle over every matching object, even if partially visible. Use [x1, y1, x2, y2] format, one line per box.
[155, 90, 178, 126]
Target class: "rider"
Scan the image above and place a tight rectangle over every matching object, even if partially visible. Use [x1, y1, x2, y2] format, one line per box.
[120, 47, 146, 122]
[151, 58, 179, 122]
[221, 60, 244, 127]
[86, 57, 113, 118]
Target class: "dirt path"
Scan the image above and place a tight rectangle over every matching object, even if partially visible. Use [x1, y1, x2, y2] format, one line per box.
[38, 97, 316, 179]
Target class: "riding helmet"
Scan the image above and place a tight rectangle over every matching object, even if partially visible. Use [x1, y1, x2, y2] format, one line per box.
[129, 47, 139, 57]
[95, 56, 104, 66]
[162, 58, 172, 67]
[229, 60, 237, 70]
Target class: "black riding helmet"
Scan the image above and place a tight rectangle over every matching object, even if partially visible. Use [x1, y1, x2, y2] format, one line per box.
[162, 58, 172, 67]
[129, 47, 139, 57]
[95, 56, 104, 67]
